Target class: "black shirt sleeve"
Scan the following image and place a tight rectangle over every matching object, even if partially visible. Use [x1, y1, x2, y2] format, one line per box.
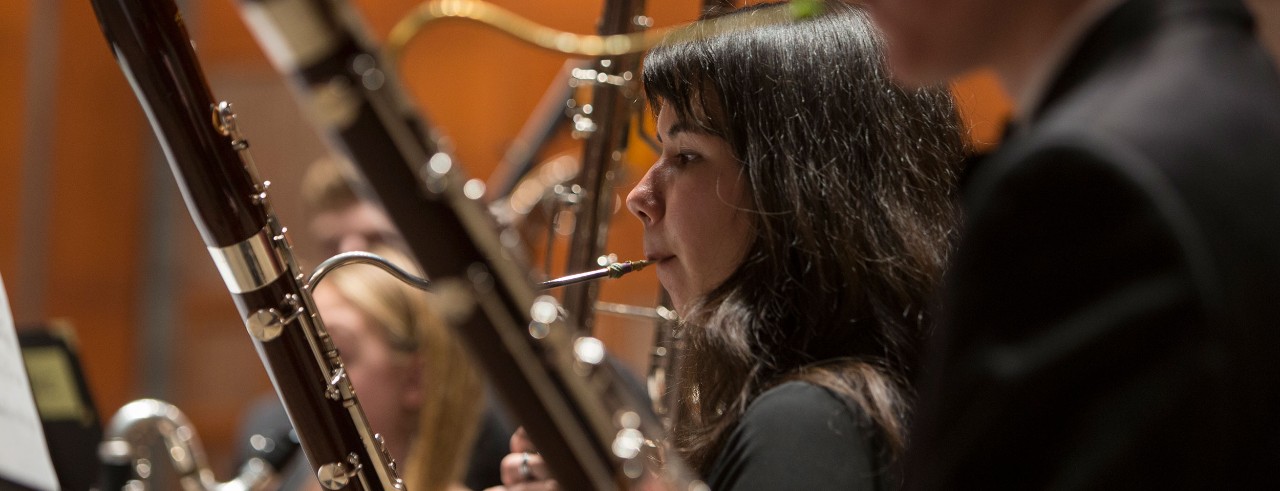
[704, 381, 886, 491]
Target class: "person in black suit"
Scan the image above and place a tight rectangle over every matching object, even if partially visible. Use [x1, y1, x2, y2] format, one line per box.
[864, 0, 1280, 487]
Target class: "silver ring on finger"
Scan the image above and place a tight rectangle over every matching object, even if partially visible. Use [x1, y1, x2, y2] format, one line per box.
[519, 452, 532, 481]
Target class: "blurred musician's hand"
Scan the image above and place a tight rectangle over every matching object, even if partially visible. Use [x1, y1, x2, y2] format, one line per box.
[486, 427, 560, 491]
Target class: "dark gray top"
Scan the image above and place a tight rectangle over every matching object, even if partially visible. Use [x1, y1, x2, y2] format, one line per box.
[705, 381, 886, 491]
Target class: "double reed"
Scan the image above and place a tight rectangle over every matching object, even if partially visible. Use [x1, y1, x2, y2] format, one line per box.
[91, 0, 401, 488]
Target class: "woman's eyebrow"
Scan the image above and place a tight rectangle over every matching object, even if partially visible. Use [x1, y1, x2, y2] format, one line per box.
[658, 121, 697, 144]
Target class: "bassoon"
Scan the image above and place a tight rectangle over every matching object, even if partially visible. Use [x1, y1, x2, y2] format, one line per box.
[559, 0, 647, 335]
[91, 0, 402, 488]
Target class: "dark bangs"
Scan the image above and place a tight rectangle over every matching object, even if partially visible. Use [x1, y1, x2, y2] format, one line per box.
[641, 28, 726, 138]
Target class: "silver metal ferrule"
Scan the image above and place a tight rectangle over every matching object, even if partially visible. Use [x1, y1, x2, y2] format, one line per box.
[208, 226, 286, 294]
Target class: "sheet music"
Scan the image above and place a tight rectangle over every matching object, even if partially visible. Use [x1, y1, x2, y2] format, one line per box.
[0, 273, 60, 491]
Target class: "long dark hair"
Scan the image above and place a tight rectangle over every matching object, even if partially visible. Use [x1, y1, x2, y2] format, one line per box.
[642, 2, 964, 473]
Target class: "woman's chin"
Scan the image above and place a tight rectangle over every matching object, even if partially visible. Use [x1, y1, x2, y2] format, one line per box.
[655, 270, 685, 313]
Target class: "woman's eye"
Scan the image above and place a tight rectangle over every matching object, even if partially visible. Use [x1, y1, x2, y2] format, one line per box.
[675, 152, 701, 165]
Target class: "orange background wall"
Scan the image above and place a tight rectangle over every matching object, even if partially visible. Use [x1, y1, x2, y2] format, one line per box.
[1, 0, 1275, 478]
[0, 2, 28, 284]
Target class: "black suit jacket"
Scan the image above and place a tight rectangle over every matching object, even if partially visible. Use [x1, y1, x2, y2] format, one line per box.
[907, 0, 1280, 487]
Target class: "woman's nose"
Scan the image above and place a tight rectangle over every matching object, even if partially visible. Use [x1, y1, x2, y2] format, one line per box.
[626, 165, 662, 226]
[338, 233, 370, 254]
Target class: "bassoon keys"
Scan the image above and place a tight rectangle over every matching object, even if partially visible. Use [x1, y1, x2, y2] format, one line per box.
[91, 0, 402, 488]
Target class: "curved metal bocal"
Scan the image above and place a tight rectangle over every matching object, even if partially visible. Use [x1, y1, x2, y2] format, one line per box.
[308, 250, 649, 292]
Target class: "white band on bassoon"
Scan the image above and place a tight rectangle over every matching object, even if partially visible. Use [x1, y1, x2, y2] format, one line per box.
[208, 226, 285, 294]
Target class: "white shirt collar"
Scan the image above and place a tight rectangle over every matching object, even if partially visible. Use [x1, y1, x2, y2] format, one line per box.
[1015, 0, 1126, 123]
